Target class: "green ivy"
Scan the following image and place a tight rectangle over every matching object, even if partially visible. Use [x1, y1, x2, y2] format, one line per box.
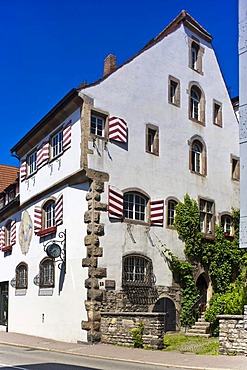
[163, 247, 199, 327]
[167, 195, 247, 330]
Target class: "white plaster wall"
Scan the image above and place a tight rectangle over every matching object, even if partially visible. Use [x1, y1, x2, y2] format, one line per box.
[82, 24, 239, 288]
[239, 0, 247, 248]
[0, 182, 89, 343]
[20, 109, 81, 205]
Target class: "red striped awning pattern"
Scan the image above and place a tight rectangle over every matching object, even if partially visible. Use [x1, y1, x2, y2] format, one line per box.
[34, 206, 42, 233]
[108, 117, 127, 143]
[37, 142, 50, 169]
[55, 194, 63, 226]
[0, 226, 5, 249]
[11, 220, 16, 245]
[108, 185, 123, 219]
[150, 199, 164, 226]
[20, 161, 27, 181]
[63, 124, 72, 150]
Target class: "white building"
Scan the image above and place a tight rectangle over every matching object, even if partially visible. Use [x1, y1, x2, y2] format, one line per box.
[0, 11, 239, 343]
[239, 0, 247, 248]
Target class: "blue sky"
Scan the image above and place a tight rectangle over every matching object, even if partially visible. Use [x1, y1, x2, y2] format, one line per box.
[1, 0, 238, 166]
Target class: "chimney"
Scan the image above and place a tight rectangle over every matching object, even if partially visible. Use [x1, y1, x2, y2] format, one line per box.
[103, 54, 116, 76]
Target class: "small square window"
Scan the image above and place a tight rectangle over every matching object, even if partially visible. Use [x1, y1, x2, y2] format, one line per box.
[27, 151, 37, 176]
[168, 76, 180, 107]
[146, 124, 159, 155]
[213, 101, 222, 127]
[91, 114, 105, 137]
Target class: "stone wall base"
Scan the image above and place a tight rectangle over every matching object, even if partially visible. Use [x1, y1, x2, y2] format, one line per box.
[218, 305, 247, 355]
[101, 312, 165, 349]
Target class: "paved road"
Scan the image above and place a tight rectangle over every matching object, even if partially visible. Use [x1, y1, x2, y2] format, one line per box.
[0, 344, 190, 370]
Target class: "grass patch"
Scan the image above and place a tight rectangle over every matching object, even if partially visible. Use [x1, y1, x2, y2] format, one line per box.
[163, 334, 219, 355]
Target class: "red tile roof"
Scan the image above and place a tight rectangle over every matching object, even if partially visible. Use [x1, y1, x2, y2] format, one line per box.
[0, 165, 19, 193]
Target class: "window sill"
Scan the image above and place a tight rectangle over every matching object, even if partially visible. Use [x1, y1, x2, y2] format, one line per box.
[189, 117, 205, 126]
[37, 226, 57, 236]
[146, 150, 159, 156]
[124, 219, 149, 226]
[1, 245, 13, 252]
[191, 170, 206, 178]
[213, 122, 222, 128]
[202, 233, 215, 240]
[168, 101, 180, 108]
[224, 233, 234, 241]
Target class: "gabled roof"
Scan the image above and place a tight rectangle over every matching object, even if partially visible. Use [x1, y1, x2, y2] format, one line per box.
[77, 10, 212, 90]
[0, 165, 19, 193]
[11, 10, 213, 157]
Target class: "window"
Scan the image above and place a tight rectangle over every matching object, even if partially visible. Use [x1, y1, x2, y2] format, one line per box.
[231, 155, 240, 181]
[0, 196, 5, 210]
[221, 214, 233, 235]
[213, 100, 222, 127]
[189, 39, 204, 74]
[192, 141, 202, 173]
[43, 200, 55, 229]
[199, 198, 214, 235]
[122, 254, 152, 287]
[39, 258, 54, 288]
[189, 136, 207, 176]
[190, 87, 200, 120]
[167, 199, 178, 227]
[34, 195, 63, 236]
[168, 76, 180, 107]
[91, 114, 105, 137]
[123, 192, 147, 221]
[51, 130, 63, 159]
[27, 151, 37, 176]
[146, 124, 159, 155]
[16, 263, 28, 289]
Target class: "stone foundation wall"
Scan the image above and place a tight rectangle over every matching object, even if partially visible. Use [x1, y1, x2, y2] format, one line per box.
[101, 312, 165, 349]
[218, 306, 247, 355]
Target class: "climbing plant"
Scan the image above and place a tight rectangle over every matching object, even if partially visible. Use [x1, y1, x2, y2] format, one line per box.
[166, 194, 247, 330]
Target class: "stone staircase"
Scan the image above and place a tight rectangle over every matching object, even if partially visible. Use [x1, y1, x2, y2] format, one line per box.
[185, 313, 211, 337]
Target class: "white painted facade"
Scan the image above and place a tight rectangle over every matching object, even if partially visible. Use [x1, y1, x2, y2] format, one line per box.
[239, 0, 247, 248]
[0, 11, 240, 342]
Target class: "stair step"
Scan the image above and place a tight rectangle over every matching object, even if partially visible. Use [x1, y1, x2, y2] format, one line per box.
[192, 322, 210, 327]
[187, 328, 209, 334]
[185, 332, 210, 338]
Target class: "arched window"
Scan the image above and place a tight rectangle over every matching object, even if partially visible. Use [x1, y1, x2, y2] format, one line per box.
[189, 136, 207, 176]
[192, 141, 203, 173]
[190, 87, 200, 120]
[123, 192, 147, 221]
[167, 199, 178, 227]
[189, 39, 203, 73]
[122, 254, 152, 287]
[191, 42, 199, 70]
[43, 200, 55, 229]
[16, 262, 28, 289]
[39, 258, 54, 288]
[220, 214, 233, 236]
[189, 84, 205, 124]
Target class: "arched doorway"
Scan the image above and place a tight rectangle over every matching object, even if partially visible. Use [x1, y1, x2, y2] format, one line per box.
[153, 297, 176, 332]
[196, 274, 208, 312]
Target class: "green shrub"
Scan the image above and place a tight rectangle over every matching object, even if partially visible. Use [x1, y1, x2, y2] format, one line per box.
[131, 320, 144, 348]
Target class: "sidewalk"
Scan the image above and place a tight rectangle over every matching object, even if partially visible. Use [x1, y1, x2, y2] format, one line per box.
[0, 331, 246, 370]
